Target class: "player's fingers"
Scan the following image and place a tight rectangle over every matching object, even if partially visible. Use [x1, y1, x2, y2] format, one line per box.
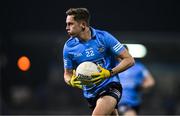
[91, 77, 102, 82]
[91, 73, 100, 77]
[77, 85, 83, 89]
[93, 79, 103, 84]
[71, 75, 76, 80]
[74, 81, 81, 84]
[81, 80, 91, 85]
[97, 65, 103, 71]
[92, 78, 104, 85]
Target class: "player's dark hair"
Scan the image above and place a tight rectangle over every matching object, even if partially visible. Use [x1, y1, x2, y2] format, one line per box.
[66, 8, 90, 26]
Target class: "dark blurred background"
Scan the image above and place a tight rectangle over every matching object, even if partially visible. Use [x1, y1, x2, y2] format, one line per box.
[1, 0, 180, 115]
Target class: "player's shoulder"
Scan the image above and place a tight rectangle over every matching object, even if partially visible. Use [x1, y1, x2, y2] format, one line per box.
[64, 37, 79, 48]
[92, 28, 110, 37]
[92, 28, 115, 45]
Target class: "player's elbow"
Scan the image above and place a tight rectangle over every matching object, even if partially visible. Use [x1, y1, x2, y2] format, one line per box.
[125, 56, 135, 69]
[129, 56, 135, 67]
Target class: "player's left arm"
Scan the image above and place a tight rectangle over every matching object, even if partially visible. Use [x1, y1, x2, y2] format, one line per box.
[110, 48, 135, 76]
[104, 31, 135, 76]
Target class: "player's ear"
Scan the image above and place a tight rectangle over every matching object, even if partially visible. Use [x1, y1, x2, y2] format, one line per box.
[80, 21, 86, 30]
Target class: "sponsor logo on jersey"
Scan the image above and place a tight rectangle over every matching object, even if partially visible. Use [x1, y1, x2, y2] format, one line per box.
[73, 53, 83, 57]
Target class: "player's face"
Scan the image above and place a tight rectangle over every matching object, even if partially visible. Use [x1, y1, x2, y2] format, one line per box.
[66, 15, 82, 37]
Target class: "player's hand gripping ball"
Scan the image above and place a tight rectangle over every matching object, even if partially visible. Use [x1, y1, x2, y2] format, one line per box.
[91, 65, 111, 84]
[76, 61, 100, 85]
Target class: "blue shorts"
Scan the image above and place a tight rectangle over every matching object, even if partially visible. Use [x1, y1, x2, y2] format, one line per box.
[85, 82, 122, 109]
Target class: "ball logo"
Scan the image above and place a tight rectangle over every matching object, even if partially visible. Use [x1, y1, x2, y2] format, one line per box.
[77, 73, 92, 81]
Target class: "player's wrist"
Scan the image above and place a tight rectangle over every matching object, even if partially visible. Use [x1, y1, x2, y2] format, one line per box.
[109, 69, 113, 77]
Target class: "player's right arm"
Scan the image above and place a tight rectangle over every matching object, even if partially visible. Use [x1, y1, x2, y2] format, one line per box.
[63, 42, 82, 89]
[64, 68, 82, 89]
[64, 68, 73, 85]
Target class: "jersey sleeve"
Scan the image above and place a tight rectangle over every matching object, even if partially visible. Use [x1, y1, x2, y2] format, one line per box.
[103, 31, 125, 55]
[63, 44, 73, 69]
[139, 63, 150, 79]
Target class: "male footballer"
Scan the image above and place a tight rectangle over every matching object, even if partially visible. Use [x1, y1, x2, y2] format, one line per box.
[63, 8, 134, 115]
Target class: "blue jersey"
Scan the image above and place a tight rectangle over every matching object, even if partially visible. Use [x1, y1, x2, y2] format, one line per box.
[63, 27, 125, 99]
[118, 62, 149, 107]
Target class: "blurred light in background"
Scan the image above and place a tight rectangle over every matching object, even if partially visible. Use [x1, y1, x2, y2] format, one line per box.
[124, 44, 147, 58]
[17, 56, 31, 71]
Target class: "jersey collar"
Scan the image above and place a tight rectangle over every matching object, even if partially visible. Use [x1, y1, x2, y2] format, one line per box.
[90, 27, 96, 38]
[75, 27, 96, 42]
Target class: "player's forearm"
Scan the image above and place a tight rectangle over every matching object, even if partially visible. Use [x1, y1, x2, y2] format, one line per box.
[111, 57, 135, 76]
[64, 73, 72, 85]
[64, 69, 73, 85]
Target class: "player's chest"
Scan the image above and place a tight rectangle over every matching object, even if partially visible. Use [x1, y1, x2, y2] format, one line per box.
[71, 41, 106, 63]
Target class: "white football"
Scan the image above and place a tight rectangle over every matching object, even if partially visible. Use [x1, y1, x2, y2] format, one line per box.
[76, 61, 99, 81]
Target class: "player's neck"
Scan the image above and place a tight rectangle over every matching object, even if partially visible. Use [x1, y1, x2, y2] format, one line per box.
[78, 27, 91, 41]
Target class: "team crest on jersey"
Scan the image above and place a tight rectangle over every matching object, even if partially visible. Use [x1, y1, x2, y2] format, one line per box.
[98, 47, 105, 52]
